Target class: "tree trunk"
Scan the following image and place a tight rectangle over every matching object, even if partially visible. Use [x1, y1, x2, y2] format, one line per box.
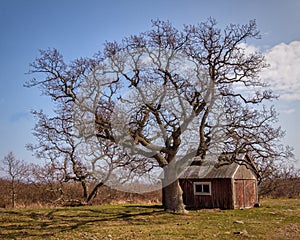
[11, 179, 16, 208]
[81, 180, 88, 200]
[162, 167, 186, 213]
[86, 182, 104, 203]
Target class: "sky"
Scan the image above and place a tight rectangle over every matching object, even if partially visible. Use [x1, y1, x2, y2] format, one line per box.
[0, 0, 300, 168]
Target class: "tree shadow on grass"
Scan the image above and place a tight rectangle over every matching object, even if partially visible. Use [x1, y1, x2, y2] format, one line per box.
[0, 209, 75, 239]
[124, 204, 164, 209]
[0, 205, 165, 239]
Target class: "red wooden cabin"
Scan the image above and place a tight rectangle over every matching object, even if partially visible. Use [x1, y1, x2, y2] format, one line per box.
[179, 153, 259, 209]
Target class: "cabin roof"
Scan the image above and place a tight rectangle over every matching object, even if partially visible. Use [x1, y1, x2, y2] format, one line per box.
[179, 153, 250, 179]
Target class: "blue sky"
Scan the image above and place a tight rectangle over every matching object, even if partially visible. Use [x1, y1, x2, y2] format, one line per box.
[0, 0, 300, 167]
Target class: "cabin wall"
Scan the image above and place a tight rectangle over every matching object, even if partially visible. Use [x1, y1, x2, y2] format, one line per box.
[180, 178, 234, 209]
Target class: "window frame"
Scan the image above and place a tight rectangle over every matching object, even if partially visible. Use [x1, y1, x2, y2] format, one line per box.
[193, 182, 212, 196]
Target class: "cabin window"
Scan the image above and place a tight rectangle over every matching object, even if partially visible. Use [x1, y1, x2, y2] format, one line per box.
[194, 182, 211, 195]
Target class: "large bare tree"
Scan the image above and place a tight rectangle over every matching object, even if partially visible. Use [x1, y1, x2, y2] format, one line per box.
[26, 18, 292, 212]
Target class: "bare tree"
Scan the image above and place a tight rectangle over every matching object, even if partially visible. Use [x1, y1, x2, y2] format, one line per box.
[26, 18, 293, 212]
[1, 152, 28, 208]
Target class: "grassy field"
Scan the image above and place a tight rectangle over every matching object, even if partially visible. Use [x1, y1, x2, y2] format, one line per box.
[0, 198, 299, 240]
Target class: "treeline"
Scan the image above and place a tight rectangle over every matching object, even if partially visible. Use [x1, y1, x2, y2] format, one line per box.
[1, 176, 299, 209]
[258, 159, 300, 198]
[259, 178, 300, 198]
[1, 151, 299, 209]
[0, 152, 162, 208]
[0, 178, 161, 208]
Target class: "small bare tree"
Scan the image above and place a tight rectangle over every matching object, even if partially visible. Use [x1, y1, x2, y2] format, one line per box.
[1, 152, 28, 208]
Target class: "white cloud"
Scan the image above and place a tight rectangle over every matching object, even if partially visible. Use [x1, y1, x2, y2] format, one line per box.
[239, 42, 259, 55]
[281, 108, 296, 115]
[261, 41, 300, 101]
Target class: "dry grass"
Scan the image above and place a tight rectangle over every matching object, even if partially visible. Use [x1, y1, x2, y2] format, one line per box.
[0, 198, 299, 240]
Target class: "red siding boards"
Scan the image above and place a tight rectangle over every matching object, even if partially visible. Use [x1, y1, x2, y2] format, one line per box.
[180, 179, 234, 209]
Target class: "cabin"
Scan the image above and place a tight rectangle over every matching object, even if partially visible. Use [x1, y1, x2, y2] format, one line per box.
[179, 153, 259, 209]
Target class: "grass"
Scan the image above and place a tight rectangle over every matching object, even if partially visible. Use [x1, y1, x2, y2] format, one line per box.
[0, 198, 299, 240]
